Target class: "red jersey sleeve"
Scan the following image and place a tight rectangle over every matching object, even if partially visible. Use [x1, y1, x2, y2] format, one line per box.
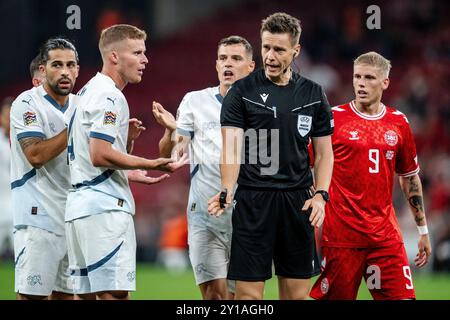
[308, 139, 314, 168]
[396, 115, 420, 176]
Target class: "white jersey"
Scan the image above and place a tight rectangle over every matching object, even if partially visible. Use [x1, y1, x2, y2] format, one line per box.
[10, 86, 75, 235]
[0, 132, 12, 225]
[65, 72, 134, 222]
[177, 86, 232, 233]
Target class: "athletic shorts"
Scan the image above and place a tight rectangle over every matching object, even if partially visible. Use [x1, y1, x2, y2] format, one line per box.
[65, 211, 136, 294]
[14, 226, 72, 296]
[310, 243, 416, 300]
[188, 224, 235, 292]
[228, 187, 320, 281]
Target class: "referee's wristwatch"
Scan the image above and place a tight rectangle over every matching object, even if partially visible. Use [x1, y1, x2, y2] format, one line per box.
[315, 190, 329, 202]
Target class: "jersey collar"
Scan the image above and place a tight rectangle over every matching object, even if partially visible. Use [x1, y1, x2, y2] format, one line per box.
[350, 100, 386, 120]
[38, 85, 69, 114]
[214, 86, 223, 104]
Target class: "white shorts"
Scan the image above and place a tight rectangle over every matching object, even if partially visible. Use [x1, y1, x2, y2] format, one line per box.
[188, 225, 234, 292]
[14, 226, 72, 296]
[65, 211, 136, 294]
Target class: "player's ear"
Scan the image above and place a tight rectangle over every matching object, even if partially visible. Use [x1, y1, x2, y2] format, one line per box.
[382, 77, 390, 90]
[39, 64, 46, 76]
[110, 51, 119, 65]
[293, 44, 301, 58]
[248, 60, 255, 72]
[75, 65, 80, 79]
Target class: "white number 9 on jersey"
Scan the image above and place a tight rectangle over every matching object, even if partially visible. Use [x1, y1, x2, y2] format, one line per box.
[369, 149, 379, 173]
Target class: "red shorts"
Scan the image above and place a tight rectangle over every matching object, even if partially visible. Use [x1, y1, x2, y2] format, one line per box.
[310, 243, 416, 300]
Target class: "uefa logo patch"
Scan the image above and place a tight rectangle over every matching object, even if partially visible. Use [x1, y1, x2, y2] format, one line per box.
[103, 111, 117, 125]
[23, 111, 37, 126]
[297, 115, 312, 137]
[320, 277, 329, 294]
[384, 130, 398, 146]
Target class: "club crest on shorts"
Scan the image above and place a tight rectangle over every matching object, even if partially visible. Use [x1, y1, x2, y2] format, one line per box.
[297, 115, 312, 137]
[320, 277, 329, 294]
[103, 111, 117, 125]
[23, 111, 37, 126]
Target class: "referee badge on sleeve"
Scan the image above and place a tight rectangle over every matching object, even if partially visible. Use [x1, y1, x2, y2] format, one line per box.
[297, 115, 312, 137]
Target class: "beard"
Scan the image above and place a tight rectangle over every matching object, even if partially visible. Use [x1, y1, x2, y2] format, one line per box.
[48, 78, 73, 96]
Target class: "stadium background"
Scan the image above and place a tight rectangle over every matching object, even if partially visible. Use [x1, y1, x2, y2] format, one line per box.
[0, 0, 449, 299]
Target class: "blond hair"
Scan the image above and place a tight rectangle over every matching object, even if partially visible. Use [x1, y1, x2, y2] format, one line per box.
[99, 24, 147, 59]
[354, 51, 392, 78]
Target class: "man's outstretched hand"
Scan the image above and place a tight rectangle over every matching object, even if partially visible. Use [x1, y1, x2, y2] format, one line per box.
[128, 169, 170, 185]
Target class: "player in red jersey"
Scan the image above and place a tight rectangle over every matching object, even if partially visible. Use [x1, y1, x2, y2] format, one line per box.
[310, 52, 432, 300]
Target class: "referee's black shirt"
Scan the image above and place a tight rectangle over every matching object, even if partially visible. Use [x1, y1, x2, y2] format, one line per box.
[220, 69, 333, 190]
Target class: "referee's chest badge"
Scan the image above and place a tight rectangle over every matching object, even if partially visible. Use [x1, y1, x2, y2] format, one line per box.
[297, 115, 312, 137]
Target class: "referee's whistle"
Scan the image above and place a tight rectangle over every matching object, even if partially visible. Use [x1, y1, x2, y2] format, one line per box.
[219, 188, 228, 209]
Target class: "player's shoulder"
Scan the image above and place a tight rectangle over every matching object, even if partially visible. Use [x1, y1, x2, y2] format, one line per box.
[231, 69, 263, 92]
[87, 73, 125, 100]
[89, 88, 126, 112]
[14, 86, 38, 102]
[384, 104, 411, 125]
[11, 86, 40, 111]
[184, 86, 216, 100]
[180, 86, 218, 107]
[331, 102, 351, 113]
[294, 74, 323, 91]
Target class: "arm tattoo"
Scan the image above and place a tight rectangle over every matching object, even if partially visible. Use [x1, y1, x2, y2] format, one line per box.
[408, 176, 420, 193]
[409, 195, 424, 214]
[19, 137, 42, 152]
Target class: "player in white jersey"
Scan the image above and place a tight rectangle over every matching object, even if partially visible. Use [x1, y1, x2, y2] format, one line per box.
[65, 24, 186, 300]
[153, 36, 255, 299]
[10, 38, 80, 300]
[0, 98, 13, 258]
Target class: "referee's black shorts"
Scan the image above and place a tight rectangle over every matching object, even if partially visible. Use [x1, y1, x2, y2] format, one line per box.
[227, 186, 320, 281]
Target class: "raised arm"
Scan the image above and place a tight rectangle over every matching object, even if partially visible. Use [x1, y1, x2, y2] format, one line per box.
[152, 101, 191, 160]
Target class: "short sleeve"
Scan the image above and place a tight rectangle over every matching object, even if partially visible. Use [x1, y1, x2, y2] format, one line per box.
[220, 85, 245, 128]
[311, 87, 334, 137]
[176, 93, 194, 138]
[11, 95, 46, 141]
[88, 93, 123, 144]
[396, 118, 420, 176]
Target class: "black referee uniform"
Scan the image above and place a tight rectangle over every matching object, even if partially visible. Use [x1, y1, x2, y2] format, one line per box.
[221, 68, 333, 281]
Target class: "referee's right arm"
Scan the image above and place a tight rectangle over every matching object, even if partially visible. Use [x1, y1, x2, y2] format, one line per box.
[208, 86, 244, 216]
[220, 126, 243, 196]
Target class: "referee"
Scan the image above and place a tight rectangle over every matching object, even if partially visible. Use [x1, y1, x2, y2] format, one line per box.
[208, 12, 334, 300]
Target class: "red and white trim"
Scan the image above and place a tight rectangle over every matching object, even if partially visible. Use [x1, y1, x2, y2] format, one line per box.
[397, 167, 420, 177]
[350, 100, 386, 120]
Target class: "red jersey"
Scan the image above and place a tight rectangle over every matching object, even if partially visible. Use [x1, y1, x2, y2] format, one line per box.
[322, 101, 419, 248]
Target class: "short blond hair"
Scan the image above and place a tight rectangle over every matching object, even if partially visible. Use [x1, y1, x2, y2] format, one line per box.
[99, 24, 147, 59]
[354, 51, 391, 78]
